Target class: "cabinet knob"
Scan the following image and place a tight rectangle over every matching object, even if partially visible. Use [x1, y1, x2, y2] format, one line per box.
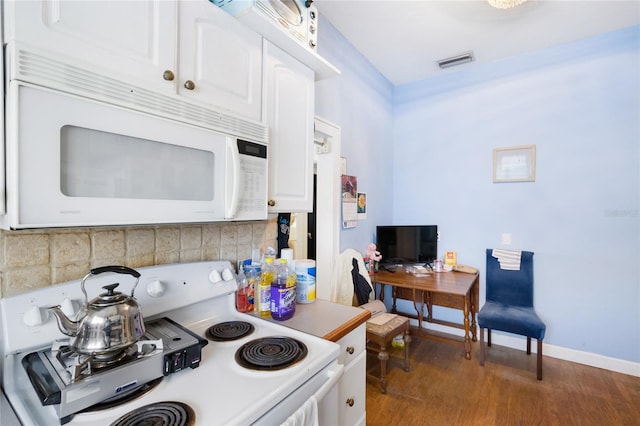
[184, 80, 196, 90]
[162, 70, 175, 81]
[267, 199, 276, 207]
[346, 398, 355, 407]
[346, 346, 355, 355]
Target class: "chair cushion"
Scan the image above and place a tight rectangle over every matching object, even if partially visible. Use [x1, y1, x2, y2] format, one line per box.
[478, 301, 546, 340]
[366, 314, 408, 338]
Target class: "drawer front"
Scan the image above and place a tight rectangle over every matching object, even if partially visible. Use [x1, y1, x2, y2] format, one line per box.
[395, 286, 417, 301]
[337, 323, 366, 365]
[339, 350, 366, 426]
[430, 292, 464, 309]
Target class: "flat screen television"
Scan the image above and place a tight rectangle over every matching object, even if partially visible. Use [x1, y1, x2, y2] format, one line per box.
[376, 225, 438, 266]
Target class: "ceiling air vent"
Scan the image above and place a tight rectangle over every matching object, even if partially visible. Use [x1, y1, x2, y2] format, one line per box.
[437, 51, 475, 69]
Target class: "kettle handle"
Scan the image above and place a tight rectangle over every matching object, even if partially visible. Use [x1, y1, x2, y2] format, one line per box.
[90, 265, 141, 279]
[80, 265, 142, 303]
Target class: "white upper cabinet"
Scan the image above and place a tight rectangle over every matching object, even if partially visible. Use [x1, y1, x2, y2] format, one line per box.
[4, 0, 176, 93]
[264, 41, 314, 213]
[5, 0, 263, 123]
[178, 1, 263, 121]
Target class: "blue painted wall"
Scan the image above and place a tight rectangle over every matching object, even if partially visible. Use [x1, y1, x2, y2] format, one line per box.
[316, 19, 639, 363]
[315, 18, 395, 254]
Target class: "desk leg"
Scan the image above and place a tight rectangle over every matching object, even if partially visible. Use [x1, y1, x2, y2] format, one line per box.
[412, 289, 424, 334]
[377, 283, 385, 303]
[470, 302, 477, 342]
[463, 295, 471, 360]
[470, 277, 478, 342]
[391, 286, 398, 313]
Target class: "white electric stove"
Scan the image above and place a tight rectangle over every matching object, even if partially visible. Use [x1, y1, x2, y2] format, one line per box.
[0, 261, 341, 425]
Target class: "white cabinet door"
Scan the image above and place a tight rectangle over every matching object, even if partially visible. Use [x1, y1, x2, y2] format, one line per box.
[178, 1, 263, 122]
[5, 0, 176, 92]
[264, 41, 315, 213]
[335, 323, 367, 426]
[340, 350, 366, 426]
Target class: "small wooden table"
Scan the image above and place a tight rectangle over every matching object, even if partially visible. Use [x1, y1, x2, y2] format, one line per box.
[372, 269, 479, 360]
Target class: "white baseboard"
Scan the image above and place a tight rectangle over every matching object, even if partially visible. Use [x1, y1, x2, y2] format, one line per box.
[414, 320, 640, 378]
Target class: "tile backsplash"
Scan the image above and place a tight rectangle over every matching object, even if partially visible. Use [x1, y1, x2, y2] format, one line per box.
[0, 219, 277, 297]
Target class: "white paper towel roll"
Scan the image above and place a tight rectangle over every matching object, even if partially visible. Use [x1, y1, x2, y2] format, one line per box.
[295, 259, 316, 304]
[281, 248, 294, 264]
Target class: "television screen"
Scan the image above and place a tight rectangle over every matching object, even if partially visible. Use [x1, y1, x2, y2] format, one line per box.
[376, 225, 438, 266]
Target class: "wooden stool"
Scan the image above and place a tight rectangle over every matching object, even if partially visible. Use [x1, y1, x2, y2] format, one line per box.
[365, 314, 410, 393]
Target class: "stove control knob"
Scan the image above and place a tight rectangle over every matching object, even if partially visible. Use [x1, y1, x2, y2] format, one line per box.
[222, 268, 234, 281]
[23, 305, 46, 327]
[209, 269, 222, 283]
[60, 298, 77, 318]
[147, 279, 166, 297]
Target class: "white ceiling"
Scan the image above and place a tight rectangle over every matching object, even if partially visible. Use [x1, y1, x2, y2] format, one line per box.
[316, 0, 640, 86]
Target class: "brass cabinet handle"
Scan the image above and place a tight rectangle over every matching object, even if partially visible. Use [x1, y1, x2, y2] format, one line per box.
[267, 200, 276, 207]
[162, 70, 175, 81]
[346, 398, 355, 407]
[346, 346, 355, 355]
[184, 80, 196, 90]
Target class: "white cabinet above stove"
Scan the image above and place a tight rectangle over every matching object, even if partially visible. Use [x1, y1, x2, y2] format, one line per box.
[3, 0, 264, 123]
[178, 0, 263, 122]
[3, 0, 176, 95]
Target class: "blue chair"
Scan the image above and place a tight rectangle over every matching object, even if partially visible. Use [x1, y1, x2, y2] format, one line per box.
[478, 249, 546, 380]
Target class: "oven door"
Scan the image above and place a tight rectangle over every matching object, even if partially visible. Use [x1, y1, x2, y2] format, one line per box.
[3, 82, 242, 229]
[254, 360, 344, 425]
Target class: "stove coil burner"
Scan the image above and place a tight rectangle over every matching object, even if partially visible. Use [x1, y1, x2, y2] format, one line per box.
[206, 321, 254, 342]
[235, 337, 308, 370]
[109, 401, 194, 426]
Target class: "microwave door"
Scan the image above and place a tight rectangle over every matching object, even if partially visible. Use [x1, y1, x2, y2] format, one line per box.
[5, 83, 228, 228]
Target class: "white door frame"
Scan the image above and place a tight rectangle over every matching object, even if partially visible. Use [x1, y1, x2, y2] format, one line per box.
[312, 116, 341, 300]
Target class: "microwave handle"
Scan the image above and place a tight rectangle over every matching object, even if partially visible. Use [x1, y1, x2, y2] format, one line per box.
[226, 138, 241, 219]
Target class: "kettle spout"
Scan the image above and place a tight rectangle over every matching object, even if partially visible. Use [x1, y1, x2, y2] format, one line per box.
[48, 305, 80, 337]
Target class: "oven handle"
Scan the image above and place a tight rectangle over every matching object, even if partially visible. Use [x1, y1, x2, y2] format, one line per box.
[314, 362, 344, 402]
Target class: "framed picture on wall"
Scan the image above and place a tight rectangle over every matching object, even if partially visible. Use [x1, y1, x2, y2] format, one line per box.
[341, 175, 357, 228]
[357, 192, 367, 219]
[493, 145, 536, 183]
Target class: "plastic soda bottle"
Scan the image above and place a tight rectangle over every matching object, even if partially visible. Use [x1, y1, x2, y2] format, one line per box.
[243, 264, 259, 312]
[270, 259, 296, 321]
[235, 268, 252, 313]
[258, 257, 275, 318]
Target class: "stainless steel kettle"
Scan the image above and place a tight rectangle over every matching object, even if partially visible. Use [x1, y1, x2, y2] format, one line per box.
[48, 266, 145, 355]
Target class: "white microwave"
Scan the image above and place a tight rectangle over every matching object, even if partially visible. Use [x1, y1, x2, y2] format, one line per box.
[214, 0, 319, 51]
[2, 82, 268, 229]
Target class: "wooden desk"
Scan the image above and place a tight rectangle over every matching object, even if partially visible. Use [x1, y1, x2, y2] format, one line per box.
[372, 270, 479, 360]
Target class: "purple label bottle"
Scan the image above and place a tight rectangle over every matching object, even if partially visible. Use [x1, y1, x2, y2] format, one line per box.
[270, 259, 296, 321]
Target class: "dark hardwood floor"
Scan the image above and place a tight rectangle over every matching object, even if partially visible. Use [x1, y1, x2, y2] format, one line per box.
[365, 334, 640, 426]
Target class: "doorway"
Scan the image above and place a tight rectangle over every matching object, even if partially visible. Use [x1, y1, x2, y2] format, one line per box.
[307, 174, 317, 260]
[290, 117, 340, 300]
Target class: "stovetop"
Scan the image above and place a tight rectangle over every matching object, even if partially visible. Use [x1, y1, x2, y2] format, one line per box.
[20, 316, 207, 422]
[1, 261, 340, 426]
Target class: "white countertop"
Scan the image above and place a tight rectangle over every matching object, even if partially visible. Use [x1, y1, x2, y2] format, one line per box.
[254, 298, 371, 342]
